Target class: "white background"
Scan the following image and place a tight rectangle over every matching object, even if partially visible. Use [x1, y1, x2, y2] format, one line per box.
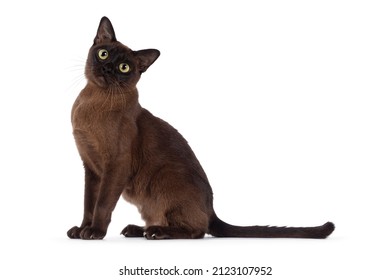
[1, 0, 389, 279]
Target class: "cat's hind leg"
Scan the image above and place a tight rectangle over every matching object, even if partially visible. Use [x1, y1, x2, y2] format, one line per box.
[144, 226, 205, 240]
[121, 224, 145, 237]
[121, 224, 205, 239]
[142, 205, 208, 239]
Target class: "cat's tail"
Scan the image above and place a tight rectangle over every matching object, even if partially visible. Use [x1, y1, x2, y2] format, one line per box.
[208, 214, 335, 239]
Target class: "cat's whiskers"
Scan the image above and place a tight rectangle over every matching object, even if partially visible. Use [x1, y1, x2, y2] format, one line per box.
[99, 86, 112, 112]
[66, 71, 86, 94]
[115, 82, 128, 111]
[66, 60, 89, 94]
[110, 88, 115, 112]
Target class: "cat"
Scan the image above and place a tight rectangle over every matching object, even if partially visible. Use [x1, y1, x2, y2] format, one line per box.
[67, 17, 335, 240]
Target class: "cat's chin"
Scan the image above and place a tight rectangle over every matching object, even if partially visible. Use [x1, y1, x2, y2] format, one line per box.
[90, 76, 109, 89]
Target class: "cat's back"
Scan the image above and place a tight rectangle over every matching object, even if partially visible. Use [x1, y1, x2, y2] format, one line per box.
[135, 108, 209, 178]
[137, 109, 195, 158]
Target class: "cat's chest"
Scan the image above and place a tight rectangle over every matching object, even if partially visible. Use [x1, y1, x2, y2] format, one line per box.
[72, 101, 118, 140]
[71, 100, 130, 165]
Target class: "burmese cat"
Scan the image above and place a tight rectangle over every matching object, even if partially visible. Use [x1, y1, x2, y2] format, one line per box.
[67, 17, 335, 240]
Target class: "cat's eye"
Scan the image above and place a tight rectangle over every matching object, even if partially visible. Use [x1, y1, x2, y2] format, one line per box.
[98, 49, 109, 60]
[119, 63, 131, 73]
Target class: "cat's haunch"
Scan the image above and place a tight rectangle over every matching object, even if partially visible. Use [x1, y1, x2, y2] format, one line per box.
[67, 16, 335, 240]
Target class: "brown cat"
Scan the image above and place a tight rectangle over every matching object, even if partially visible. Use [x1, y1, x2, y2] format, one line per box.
[67, 17, 335, 240]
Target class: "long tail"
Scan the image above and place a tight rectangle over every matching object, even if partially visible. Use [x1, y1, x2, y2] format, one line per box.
[209, 214, 335, 239]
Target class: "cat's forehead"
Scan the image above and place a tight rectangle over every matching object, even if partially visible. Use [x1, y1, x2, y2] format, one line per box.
[92, 41, 134, 56]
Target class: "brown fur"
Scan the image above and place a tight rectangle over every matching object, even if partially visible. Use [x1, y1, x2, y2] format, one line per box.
[67, 17, 335, 240]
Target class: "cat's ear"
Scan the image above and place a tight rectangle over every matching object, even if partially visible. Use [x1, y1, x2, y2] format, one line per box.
[135, 49, 160, 73]
[94, 16, 117, 45]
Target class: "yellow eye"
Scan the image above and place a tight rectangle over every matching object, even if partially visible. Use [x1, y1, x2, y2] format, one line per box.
[119, 63, 131, 73]
[98, 49, 109, 60]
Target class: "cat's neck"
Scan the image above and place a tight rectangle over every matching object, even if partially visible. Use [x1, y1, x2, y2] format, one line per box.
[78, 83, 141, 114]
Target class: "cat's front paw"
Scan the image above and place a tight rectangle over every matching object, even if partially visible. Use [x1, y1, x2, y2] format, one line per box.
[67, 226, 83, 239]
[79, 227, 106, 240]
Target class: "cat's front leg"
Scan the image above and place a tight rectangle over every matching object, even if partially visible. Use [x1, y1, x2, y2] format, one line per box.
[78, 167, 126, 240]
[67, 165, 100, 239]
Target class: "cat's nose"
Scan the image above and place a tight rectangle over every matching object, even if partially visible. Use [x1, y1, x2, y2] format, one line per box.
[102, 63, 114, 74]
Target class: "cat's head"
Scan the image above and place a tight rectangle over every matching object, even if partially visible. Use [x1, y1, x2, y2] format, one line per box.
[85, 17, 160, 89]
